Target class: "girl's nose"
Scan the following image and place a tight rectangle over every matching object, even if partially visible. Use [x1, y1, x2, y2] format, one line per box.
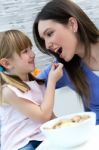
[30, 49, 35, 58]
[32, 52, 35, 58]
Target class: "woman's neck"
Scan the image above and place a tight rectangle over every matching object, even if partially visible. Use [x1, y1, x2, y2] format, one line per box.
[77, 42, 99, 71]
[87, 42, 99, 71]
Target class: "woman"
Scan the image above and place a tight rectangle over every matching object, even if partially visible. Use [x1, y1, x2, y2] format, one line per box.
[33, 0, 99, 124]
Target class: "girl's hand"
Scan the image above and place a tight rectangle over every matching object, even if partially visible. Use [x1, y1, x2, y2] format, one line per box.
[48, 63, 63, 83]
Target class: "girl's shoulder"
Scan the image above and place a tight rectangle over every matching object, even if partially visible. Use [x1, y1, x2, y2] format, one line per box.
[26, 80, 46, 94]
[2, 81, 46, 104]
[1, 83, 12, 96]
[1, 84, 17, 105]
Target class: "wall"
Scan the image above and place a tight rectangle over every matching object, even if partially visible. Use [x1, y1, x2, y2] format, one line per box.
[54, 86, 84, 116]
[0, 0, 99, 69]
[0, 0, 53, 69]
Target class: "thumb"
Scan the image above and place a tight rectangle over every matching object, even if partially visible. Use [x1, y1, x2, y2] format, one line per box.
[51, 63, 56, 70]
[57, 63, 63, 69]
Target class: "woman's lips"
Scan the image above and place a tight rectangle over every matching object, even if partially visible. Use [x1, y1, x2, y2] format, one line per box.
[54, 47, 64, 58]
[57, 47, 62, 55]
[54, 47, 62, 54]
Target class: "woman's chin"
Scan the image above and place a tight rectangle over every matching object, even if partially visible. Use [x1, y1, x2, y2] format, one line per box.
[62, 57, 71, 62]
[63, 55, 74, 62]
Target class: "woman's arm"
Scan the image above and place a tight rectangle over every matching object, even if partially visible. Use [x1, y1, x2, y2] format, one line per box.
[37, 63, 67, 88]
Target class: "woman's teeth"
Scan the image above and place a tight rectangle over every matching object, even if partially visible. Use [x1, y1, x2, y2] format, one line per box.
[57, 48, 62, 55]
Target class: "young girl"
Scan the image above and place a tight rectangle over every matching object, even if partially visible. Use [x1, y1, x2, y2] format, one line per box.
[0, 29, 63, 150]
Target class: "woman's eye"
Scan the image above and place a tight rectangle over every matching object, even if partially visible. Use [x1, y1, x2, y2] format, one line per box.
[47, 31, 53, 37]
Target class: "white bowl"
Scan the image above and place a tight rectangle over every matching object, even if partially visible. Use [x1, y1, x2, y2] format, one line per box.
[40, 112, 96, 148]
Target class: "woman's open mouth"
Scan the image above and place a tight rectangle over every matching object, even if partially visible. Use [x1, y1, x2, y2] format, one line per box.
[54, 47, 62, 54]
[55, 47, 63, 58]
[57, 47, 62, 55]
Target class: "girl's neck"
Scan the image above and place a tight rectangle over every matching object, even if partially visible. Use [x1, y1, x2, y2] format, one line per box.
[5, 70, 29, 81]
[18, 74, 29, 81]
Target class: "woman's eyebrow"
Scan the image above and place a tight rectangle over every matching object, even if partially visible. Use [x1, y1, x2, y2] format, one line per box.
[40, 28, 50, 38]
[43, 28, 51, 35]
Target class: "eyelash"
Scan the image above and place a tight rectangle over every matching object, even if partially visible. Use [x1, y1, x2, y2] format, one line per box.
[47, 31, 53, 37]
[23, 49, 28, 53]
[22, 47, 32, 53]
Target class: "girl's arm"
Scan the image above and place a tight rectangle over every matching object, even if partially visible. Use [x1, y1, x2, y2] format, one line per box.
[3, 63, 63, 122]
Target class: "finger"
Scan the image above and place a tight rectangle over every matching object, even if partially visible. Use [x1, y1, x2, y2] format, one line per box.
[57, 63, 63, 69]
[54, 63, 59, 69]
[51, 63, 56, 70]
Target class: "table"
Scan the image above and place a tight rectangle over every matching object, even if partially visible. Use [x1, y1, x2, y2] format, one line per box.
[36, 125, 99, 150]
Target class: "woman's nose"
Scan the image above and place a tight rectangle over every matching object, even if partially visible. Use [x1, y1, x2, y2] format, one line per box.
[45, 40, 53, 50]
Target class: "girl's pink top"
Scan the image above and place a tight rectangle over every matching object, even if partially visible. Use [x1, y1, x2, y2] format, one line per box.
[0, 80, 46, 150]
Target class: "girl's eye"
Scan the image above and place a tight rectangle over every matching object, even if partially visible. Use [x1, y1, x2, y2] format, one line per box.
[21, 47, 32, 54]
[22, 49, 28, 54]
[23, 49, 28, 53]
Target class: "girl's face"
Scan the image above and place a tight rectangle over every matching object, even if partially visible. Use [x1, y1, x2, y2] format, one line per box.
[38, 19, 78, 62]
[8, 47, 35, 75]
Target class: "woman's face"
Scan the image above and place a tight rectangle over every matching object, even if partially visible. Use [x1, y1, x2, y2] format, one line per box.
[38, 19, 79, 62]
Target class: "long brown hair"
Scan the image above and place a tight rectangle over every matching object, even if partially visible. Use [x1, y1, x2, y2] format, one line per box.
[33, 0, 99, 105]
[0, 30, 44, 95]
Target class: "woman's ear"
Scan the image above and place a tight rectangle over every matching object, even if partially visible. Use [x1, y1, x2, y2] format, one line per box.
[68, 17, 78, 33]
[0, 58, 12, 70]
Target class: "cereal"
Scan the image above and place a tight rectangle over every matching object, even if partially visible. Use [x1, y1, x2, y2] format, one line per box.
[45, 115, 90, 129]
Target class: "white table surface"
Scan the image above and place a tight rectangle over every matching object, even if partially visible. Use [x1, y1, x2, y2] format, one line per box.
[36, 125, 99, 150]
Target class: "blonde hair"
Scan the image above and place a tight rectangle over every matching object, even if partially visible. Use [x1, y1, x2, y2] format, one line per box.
[0, 29, 32, 58]
[0, 30, 44, 104]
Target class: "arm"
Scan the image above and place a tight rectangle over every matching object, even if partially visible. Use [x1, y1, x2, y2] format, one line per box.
[37, 64, 67, 88]
[37, 64, 51, 86]
[3, 63, 63, 122]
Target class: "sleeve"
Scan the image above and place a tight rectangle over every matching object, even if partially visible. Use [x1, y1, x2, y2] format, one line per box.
[37, 63, 69, 89]
[37, 64, 52, 86]
[56, 68, 68, 88]
[37, 64, 51, 80]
